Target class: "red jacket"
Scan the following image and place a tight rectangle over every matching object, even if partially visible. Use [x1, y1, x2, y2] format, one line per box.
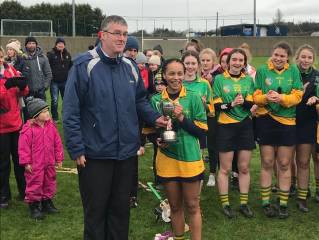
[139, 67, 149, 89]
[0, 64, 29, 134]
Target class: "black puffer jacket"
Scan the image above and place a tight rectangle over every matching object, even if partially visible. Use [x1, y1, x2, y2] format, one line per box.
[47, 47, 72, 83]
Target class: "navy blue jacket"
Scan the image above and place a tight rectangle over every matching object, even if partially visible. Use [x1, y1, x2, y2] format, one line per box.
[63, 46, 161, 160]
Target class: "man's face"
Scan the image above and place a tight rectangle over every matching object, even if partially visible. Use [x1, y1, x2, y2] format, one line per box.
[124, 48, 138, 59]
[26, 41, 37, 53]
[56, 42, 65, 52]
[101, 23, 128, 57]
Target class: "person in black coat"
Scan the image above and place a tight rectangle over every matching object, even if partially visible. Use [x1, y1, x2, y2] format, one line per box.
[47, 37, 72, 122]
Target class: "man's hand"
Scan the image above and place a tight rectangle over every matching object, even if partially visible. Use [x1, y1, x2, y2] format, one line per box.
[137, 146, 145, 156]
[155, 116, 168, 128]
[25, 164, 32, 173]
[76, 155, 86, 168]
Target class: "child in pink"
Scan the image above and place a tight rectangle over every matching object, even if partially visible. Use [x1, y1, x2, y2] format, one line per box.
[18, 97, 64, 220]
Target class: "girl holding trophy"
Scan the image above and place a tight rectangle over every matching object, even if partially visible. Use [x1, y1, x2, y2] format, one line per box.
[150, 58, 207, 240]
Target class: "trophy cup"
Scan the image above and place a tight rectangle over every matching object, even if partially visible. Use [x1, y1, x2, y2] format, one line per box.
[160, 101, 177, 143]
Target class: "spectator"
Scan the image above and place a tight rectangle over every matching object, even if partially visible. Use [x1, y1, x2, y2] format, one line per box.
[63, 15, 167, 239]
[47, 37, 72, 122]
[124, 36, 139, 60]
[19, 97, 64, 219]
[23, 37, 52, 120]
[0, 46, 29, 208]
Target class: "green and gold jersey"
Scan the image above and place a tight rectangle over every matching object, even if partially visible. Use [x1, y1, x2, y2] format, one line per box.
[213, 71, 254, 124]
[183, 75, 214, 117]
[150, 86, 207, 162]
[253, 61, 303, 125]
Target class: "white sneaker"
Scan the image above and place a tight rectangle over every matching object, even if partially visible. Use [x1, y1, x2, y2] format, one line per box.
[207, 174, 216, 187]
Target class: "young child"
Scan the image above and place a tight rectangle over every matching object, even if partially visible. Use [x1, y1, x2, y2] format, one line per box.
[18, 97, 64, 220]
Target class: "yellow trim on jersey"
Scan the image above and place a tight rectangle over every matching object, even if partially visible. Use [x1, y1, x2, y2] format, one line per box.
[268, 61, 289, 74]
[213, 97, 223, 104]
[162, 85, 187, 102]
[255, 107, 268, 117]
[142, 127, 156, 135]
[194, 120, 208, 130]
[218, 112, 240, 124]
[246, 94, 253, 102]
[253, 89, 268, 106]
[156, 150, 205, 178]
[223, 70, 246, 80]
[280, 89, 303, 108]
[269, 113, 295, 125]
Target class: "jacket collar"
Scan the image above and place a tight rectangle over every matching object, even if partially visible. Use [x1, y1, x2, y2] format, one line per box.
[96, 45, 122, 65]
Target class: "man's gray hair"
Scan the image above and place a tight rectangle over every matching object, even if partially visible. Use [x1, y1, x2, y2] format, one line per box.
[100, 15, 127, 31]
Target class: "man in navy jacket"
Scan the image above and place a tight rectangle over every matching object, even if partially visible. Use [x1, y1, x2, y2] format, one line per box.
[63, 15, 167, 240]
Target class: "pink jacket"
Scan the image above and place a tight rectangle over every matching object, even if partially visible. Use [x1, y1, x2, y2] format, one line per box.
[19, 119, 64, 168]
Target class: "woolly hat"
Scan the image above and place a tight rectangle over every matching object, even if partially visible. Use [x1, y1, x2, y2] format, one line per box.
[55, 37, 65, 45]
[153, 44, 163, 55]
[219, 48, 233, 58]
[124, 36, 139, 52]
[135, 52, 147, 64]
[6, 41, 20, 53]
[148, 55, 161, 66]
[25, 36, 38, 46]
[26, 97, 49, 118]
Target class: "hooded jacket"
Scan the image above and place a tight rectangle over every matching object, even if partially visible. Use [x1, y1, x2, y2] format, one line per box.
[22, 47, 52, 92]
[18, 119, 64, 167]
[47, 47, 73, 83]
[63, 46, 161, 161]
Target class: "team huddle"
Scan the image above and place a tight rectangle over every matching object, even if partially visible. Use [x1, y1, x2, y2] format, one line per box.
[1, 15, 319, 240]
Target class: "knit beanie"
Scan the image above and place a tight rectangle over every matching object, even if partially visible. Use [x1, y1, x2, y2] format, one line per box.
[55, 37, 65, 45]
[124, 36, 139, 52]
[148, 55, 161, 66]
[153, 44, 163, 55]
[25, 36, 38, 46]
[6, 41, 20, 54]
[26, 97, 49, 118]
[219, 48, 233, 58]
[135, 52, 147, 64]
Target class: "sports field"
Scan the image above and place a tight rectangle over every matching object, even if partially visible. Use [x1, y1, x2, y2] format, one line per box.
[1, 57, 319, 240]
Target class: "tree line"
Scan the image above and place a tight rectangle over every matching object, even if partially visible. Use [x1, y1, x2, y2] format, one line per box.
[1, 1, 319, 37]
[1, 0, 104, 36]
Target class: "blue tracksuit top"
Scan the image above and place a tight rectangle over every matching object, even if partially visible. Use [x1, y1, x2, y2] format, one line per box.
[62, 46, 161, 160]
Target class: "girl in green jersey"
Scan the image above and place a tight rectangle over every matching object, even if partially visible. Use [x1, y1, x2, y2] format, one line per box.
[254, 42, 303, 219]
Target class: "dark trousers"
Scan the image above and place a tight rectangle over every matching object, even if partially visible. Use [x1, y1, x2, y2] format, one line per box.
[79, 158, 135, 240]
[50, 81, 65, 121]
[0, 131, 26, 202]
[130, 156, 138, 198]
[207, 116, 219, 173]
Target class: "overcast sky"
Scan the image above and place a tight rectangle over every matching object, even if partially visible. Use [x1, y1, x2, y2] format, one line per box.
[22, 0, 319, 32]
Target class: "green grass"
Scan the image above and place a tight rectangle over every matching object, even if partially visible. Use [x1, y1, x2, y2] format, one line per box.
[1, 57, 319, 240]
